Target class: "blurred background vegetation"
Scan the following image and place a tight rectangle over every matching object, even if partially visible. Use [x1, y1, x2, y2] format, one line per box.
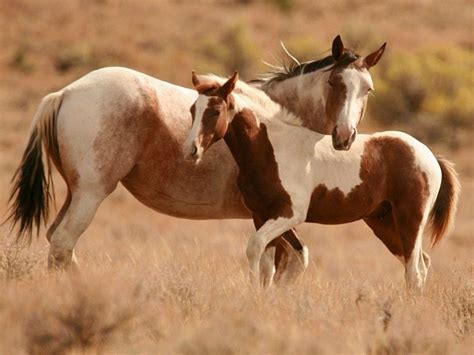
[1, 0, 472, 150]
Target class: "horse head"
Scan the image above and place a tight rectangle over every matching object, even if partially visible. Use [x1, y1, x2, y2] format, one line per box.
[184, 71, 238, 163]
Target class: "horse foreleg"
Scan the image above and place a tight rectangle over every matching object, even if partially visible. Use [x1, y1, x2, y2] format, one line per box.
[247, 216, 303, 287]
[260, 244, 276, 287]
[273, 229, 309, 284]
[253, 216, 308, 286]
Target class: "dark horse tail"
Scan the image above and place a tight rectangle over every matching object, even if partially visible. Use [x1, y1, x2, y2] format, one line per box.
[5, 92, 64, 244]
[428, 157, 460, 247]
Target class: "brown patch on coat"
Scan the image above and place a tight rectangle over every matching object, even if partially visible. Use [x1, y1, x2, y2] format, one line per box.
[269, 86, 334, 134]
[223, 108, 293, 220]
[325, 72, 347, 127]
[194, 81, 220, 95]
[199, 96, 230, 150]
[306, 136, 430, 259]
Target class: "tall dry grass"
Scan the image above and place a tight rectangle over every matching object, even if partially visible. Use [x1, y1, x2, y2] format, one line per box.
[0, 228, 472, 354]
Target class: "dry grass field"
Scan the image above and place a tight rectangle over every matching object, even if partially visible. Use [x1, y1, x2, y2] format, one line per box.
[0, 1, 472, 354]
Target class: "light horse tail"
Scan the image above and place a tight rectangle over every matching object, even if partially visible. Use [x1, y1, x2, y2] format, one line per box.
[428, 157, 460, 247]
[6, 91, 64, 244]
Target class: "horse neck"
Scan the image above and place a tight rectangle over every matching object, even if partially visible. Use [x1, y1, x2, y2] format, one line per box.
[261, 71, 333, 134]
[223, 108, 275, 182]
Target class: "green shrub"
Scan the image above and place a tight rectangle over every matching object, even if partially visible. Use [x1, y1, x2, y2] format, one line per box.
[369, 46, 473, 149]
[284, 37, 325, 63]
[342, 22, 385, 53]
[196, 21, 260, 79]
[54, 44, 115, 73]
[10, 45, 35, 74]
[266, 0, 295, 13]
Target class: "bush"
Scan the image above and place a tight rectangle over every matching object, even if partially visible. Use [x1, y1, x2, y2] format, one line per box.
[369, 46, 474, 149]
[266, 0, 295, 12]
[54, 43, 115, 73]
[195, 21, 260, 79]
[0, 243, 42, 281]
[10, 45, 35, 74]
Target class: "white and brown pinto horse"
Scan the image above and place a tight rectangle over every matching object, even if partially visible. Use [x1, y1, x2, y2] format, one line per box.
[185, 72, 460, 290]
[7, 36, 385, 280]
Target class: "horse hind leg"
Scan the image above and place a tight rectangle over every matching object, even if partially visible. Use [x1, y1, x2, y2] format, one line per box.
[364, 203, 405, 263]
[393, 206, 431, 292]
[47, 187, 110, 270]
[365, 202, 432, 292]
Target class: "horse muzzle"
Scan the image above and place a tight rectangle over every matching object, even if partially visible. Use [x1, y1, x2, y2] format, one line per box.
[183, 143, 202, 164]
[332, 127, 357, 151]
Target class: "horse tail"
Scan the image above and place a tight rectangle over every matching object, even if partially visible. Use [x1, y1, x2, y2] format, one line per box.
[5, 91, 64, 245]
[427, 157, 460, 247]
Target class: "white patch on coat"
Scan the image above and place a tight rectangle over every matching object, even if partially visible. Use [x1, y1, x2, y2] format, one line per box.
[267, 123, 365, 211]
[185, 94, 209, 151]
[336, 68, 373, 136]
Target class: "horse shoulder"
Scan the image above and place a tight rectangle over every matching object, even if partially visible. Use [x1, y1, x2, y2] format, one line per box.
[227, 111, 294, 220]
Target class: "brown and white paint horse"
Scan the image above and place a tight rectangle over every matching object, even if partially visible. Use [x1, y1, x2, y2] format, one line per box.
[185, 72, 460, 290]
[7, 36, 385, 281]
[252, 35, 386, 150]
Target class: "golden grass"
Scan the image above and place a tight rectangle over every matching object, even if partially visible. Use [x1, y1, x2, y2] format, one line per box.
[0, 0, 473, 353]
[0, 228, 472, 354]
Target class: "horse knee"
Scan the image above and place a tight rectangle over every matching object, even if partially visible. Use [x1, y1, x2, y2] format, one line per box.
[48, 246, 74, 271]
[246, 236, 263, 263]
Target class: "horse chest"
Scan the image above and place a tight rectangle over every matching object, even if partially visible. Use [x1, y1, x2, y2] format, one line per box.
[226, 119, 294, 221]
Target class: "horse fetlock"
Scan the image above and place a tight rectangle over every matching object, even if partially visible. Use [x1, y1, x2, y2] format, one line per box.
[260, 248, 276, 288]
[405, 266, 425, 293]
[48, 247, 77, 271]
[422, 252, 431, 270]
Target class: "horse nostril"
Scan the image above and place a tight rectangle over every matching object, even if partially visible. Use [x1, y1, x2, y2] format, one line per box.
[191, 145, 198, 156]
[351, 128, 357, 140]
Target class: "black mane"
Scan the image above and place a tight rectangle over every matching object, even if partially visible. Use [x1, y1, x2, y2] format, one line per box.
[251, 49, 361, 85]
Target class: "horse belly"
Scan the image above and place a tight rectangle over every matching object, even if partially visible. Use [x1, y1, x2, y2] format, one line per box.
[305, 183, 379, 225]
[121, 143, 249, 220]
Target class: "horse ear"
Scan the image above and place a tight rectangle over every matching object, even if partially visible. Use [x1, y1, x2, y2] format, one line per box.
[219, 71, 239, 99]
[192, 71, 202, 88]
[332, 35, 344, 61]
[364, 43, 387, 68]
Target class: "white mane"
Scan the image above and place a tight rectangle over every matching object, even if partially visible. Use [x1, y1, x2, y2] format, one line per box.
[201, 74, 303, 127]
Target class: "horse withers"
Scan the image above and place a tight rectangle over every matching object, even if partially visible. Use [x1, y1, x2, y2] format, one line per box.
[185, 72, 460, 291]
